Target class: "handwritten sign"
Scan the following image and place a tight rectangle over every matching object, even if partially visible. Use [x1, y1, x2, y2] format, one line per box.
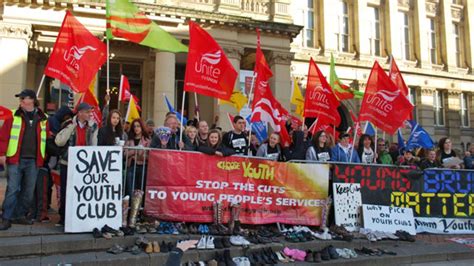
[362, 204, 416, 235]
[333, 183, 362, 232]
[65, 146, 123, 233]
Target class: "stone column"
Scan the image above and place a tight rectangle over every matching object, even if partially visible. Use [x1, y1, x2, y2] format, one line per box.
[440, 0, 457, 71]
[268, 51, 293, 111]
[464, 0, 474, 72]
[214, 46, 243, 131]
[0, 22, 32, 109]
[386, 0, 401, 59]
[446, 90, 462, 147]
[414, 0, 430, 68]
[419, 87, 436, 136]
[154, 52, 175, 125]
[354, 0, 370, 59]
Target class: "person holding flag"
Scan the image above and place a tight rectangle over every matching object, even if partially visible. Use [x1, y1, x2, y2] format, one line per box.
[54, 103, 98, 226]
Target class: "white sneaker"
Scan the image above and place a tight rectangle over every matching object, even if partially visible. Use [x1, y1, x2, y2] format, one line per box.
[206, 236, 215, 249]
[197, 235, 207, 249]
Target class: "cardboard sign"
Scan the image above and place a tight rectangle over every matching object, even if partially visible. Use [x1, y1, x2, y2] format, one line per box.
[333, 183, 362, 232]
[65, 146, 123, 233]
[362, 204, 416, 235]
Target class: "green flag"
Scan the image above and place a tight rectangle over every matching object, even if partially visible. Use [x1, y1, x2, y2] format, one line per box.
[106, 0, 188, 53]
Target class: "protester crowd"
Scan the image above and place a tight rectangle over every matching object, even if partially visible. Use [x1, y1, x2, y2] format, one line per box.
[0, 89, 473, 231]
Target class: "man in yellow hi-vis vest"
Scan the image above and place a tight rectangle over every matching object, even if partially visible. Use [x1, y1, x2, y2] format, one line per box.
[0, 89, 49, 230]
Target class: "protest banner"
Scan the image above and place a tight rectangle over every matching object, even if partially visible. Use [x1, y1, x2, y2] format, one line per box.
[333, 164, 474, 234]
[145, 150, 329, 225]
[333, 183, 362, 232]
[65, 146, 123, 233]
[362, 204, 416, 235]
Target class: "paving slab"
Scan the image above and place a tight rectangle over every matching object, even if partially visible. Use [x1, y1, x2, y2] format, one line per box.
[0, 257, 41, 266]
[0, 235, 41, 258]
[42, 233, 95, 255]
[95, 251, 150, 266]
[40, 251, 97, 266]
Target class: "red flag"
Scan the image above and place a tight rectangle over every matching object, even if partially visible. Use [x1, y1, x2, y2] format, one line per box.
[119, 75, 132, 102]
[349, 110, 362, 137]
[308, 120, 338, 141]
[304, 58, 341, 126]
[249, 29, 291, 146]
[75, 90, 102, 126]
[389, 57, 414, 120]
[359, 61, 413, 135]
[44, 11, 107, 93]
[184, 22, 237, 100]
[227, 113, 235, 129]
[0, 106, 12, 120]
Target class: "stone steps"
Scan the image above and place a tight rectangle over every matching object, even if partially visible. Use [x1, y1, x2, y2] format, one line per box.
[0, 233, 473, 266]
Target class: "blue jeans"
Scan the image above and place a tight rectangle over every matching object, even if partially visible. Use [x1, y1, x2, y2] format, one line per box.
[2, 159, 38, 220]
[125, 164, 145, 197]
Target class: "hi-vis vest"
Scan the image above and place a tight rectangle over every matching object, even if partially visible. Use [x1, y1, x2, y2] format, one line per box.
[6, 110, 47, 159]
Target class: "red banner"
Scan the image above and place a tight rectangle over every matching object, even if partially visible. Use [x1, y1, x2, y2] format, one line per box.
[44, 11, 107, 93]
[144, 150, 329, 225]
[184, 22, 237, 100]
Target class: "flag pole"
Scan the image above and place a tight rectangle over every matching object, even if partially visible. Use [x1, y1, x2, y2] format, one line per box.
[118, 74, 122, 108]
[179, 90, 186, 149]
[374, 127, 378, 163]
[349, 122, 359, 162]
[246, 72, 257, 157]
[106, 39, 110, 105]
[36, 74, 46, 98]
[194, 92, 200, 121]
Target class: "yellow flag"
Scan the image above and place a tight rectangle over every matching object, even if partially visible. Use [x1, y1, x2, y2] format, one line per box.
[218, 90, 248, 112]
[89, 75, 97, 96]
[291, 78, 304, 117]
[125, 96, 140, 123]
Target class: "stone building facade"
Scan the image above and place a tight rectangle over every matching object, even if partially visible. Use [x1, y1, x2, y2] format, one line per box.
[291, 0, 474, 150]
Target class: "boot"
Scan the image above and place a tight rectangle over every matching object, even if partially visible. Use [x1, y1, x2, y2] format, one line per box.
[128, 190, 144, 228]
[212, 202, 219, 224]
[321, 197, 332, 230]
[0, 220, 11, 230]
[228, 203, 235, 235]
[122, 196, 130, 227]
[232, 203, 241, 235]
[216, 201, 228, 234]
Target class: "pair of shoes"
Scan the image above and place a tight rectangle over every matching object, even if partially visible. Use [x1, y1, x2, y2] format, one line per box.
[330, 225, 353, 241]
[275, 251, 294, 263]
[229, 235, 250, 246]
[322, 245, 339, 260]
[395, 230, 415, 242]
[101, 224, 124, 239]
[120, 226, 135, 236]
[355, 247, 383, 256]
[232, 256, 251, 266]
[107, 244, 124, 254]
[283, 247, 306, 261]
[197, 224, 209, 234]
[0, 220, 12, 230]
[159, 241, 173, 253]
[124, 245, 141, 255]
[197, 235, 215, 249]
[145, 241, 161, 253]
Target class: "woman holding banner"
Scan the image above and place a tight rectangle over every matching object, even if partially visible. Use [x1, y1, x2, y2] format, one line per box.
[437, 137, 462, 169]
[256, 133, 286, 161]
[357, 134, 376, 164]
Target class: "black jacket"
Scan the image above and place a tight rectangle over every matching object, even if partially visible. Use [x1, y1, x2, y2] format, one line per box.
[198, 144, 235, 157]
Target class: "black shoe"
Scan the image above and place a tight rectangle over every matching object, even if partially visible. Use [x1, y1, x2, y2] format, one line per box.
[160, 241, 169, 253]
[12, 217, 33, 225]
[222, 237, 232, 248]
[92, 228, 101, 238]
[167, 242, 174, 251]
[0, 220, 11, 230]
[327, 245, 339, 260]
[305, 250, 314, 262]
[120, 226, 134, 236]
[320, 247, 330, 261]
[102, 224, 119, 235]
[313, 251, 322, 262]
[214, 238, 224, 249]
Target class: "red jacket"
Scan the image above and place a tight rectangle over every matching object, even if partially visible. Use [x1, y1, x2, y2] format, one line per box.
[0, 108, 50, 166]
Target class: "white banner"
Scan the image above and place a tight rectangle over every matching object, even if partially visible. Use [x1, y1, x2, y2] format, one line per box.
[333, 183, 362, 232]
[362, 204, 416, 235]
[415, 217, 474, 234]
[65, 146, 123, 233]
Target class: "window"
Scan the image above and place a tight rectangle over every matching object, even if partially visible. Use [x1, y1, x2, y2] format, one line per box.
[460, 93, 470, 127]
[368, 6, 381, 56]
[304, 0, 315, 47]
[336, 0, 350, 52]
[427, 17, 438, 64]
[434, 90, 445, 126]
[398, 12, 410, 60]
[453, 23, 463, 67]
[409, 87, 417, 121]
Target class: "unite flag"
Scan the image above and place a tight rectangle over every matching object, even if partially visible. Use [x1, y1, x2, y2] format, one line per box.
[44, 11, 106, 93]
